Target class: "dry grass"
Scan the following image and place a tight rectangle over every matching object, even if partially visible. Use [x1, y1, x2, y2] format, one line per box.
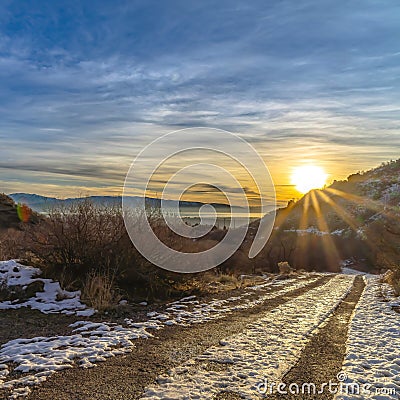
[81, 271, 121, 311]
[382, 269, 400, 296]
[215, 274, 240, 289]
[278, 261, 293, 274]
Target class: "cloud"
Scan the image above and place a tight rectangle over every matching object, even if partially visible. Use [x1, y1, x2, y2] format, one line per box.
[0, 0, 399, 201]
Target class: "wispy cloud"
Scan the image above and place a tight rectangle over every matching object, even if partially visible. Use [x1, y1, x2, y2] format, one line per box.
[0, 0, 399, 201]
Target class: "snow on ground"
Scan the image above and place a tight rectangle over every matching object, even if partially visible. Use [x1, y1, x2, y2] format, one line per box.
[0, 260, 95, 316]
[285, 227, 330, 236]
[284, 227, 344, 236]
[140, 275, 355, 400]
[0, 271, 317, 398]
[340, 259, 373, 276]
[341, 267, 366, 275]
[0, 320, 155, 397]
[126, 275, 320, 328]
[335, 276, 400, 400]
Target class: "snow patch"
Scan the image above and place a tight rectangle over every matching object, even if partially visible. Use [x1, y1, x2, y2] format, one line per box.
[0, 260, 95, 316]
[0, 320, 155, 395]
[284, 227, 344, 236]
[126, 275, 320, 328]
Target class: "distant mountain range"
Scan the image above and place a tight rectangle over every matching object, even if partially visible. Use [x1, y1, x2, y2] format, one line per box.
[8, 193, 232, 213]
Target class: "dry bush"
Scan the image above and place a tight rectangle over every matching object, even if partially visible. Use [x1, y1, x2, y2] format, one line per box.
[82, 271, 121, 311]
[278, 261, 293, 274]
[24, 200, 137, 281]
[201, 271, 218, 284]
[22, 201, 190, 299]
[0, 228, 27, 260]
[382, 268, 400, 296]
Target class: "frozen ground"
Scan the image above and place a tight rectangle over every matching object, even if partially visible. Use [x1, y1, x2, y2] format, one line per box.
[140, 275, 355, 399]
[0, 321, 153, 398]
[336, 276, 400, 400]
[0, 265, 317, 398]
[1, 260, 399, 400]
[0, 260, 94, 316]
[284, 227, 344, 236]
[127, 274, 320, 328]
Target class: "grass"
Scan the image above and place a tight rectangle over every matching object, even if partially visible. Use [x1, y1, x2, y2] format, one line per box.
[82, 271, 121, 311]
[216, 274, 239, 286]
[382, 269, 400, 297]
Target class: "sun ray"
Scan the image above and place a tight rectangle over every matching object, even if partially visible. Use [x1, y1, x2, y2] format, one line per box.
[310, 190, 341, 271]
[316, 190, 381, 255]
[299, 193, 311, 230]
[295, 193, 311, 268]
[316, 190, 360, 232]
[325, 187, 382, 213]
[315, 189, 400, 268]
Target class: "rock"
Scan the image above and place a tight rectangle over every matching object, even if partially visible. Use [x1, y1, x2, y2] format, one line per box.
[24, 280, 45, 298]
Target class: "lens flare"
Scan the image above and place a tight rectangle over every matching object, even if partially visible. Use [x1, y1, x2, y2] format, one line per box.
[17, 203, 32, 223]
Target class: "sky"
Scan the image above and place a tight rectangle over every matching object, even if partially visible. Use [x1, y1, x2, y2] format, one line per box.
[0, 0, 400, 207]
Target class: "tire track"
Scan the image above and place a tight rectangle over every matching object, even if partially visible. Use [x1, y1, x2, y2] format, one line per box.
[138, 275, 354, 399]
[266, 275, 365, 400]
[26, 276, 333, 400]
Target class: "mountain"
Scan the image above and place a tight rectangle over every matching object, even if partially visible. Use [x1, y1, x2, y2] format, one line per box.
[276, 159, 400, 231]
[259, 159, 400, 273]
[8, 193, 232, 213]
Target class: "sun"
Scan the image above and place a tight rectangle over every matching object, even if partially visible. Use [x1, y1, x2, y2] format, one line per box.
[291, 165, 328, 194]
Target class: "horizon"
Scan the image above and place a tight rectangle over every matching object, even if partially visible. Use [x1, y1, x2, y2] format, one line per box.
[5, 157, 397, 209]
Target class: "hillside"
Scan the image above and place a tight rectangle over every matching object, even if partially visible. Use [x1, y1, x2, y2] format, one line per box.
[0, 193, 40, 231]
[0, 193, 22, 230]
[262, 159, 400, 272]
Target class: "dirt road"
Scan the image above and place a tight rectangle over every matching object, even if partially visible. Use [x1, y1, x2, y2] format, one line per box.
[1, 273, 398, 399]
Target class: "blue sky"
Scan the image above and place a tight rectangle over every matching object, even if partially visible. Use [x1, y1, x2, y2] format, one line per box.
[0, 0, 400, 202]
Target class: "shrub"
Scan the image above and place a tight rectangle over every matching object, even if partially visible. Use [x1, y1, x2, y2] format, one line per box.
[82, 271, 121, 311]
[278, 261, 292, 274]
[0, 228, 27, 260]
[383, 268, 400, 296]
[22, 200, 195, 300]
[24, 200, 137, 281]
